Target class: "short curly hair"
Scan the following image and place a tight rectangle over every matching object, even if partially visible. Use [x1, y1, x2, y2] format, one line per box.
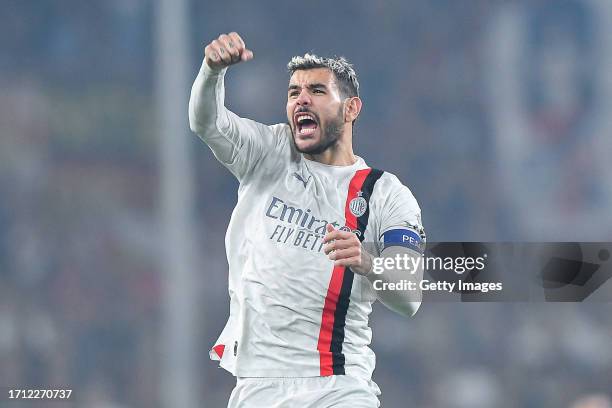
[287, 53, 360, 99]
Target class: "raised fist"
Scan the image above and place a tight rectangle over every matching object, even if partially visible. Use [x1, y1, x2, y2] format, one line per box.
[204, 32, 254, 70]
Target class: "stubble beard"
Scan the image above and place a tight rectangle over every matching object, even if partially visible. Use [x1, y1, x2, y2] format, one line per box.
[291, 106, 345, 155]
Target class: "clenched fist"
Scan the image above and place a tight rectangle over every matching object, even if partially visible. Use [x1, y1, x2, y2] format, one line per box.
[204, 32, 254, 70]
[323, 224, 373, 276]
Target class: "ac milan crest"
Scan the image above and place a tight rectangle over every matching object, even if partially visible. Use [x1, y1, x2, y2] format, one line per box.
[349, 191, 367, 217]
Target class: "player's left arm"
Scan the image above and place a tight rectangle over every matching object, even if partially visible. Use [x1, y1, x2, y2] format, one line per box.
[323, 226, 423, 317]
[323, 180, 425, 317]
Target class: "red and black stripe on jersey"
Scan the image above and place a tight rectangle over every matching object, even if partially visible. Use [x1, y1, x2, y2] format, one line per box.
[317, 168, 384, 376]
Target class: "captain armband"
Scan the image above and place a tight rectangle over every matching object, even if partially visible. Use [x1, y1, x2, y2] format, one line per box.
[380, 225, 426, 255]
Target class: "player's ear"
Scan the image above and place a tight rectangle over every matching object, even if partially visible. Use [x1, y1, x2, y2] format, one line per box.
[344, 97, 362, 123]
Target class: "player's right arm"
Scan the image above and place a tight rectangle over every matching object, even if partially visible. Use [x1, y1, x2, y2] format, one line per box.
[188, 32, 275, 180]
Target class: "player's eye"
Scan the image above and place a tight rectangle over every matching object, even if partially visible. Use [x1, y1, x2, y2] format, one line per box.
[289, 91, 299, 98]
[313, 89, 324, 94]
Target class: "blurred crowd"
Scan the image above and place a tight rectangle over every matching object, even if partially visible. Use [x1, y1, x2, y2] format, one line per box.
[1, 0, 611, 407]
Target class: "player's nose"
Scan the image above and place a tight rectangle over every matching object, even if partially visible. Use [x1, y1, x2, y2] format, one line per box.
[295, 89, 311, 106]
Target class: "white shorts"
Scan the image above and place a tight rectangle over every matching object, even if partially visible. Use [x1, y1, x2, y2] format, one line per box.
[227, 375, 381, 408]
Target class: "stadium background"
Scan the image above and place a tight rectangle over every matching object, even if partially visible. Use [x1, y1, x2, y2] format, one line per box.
[1, 0, 611, 407]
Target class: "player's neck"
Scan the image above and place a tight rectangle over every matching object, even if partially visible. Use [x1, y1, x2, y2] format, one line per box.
[303, 142, 357, 166]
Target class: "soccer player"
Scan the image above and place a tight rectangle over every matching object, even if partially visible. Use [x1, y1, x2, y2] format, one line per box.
[189, 32, 426, 407]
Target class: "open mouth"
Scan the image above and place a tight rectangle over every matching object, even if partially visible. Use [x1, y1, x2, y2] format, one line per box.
[294, 112, 319, 136]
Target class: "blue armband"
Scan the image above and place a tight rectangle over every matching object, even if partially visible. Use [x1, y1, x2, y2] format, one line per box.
[381, 228, 425, 254]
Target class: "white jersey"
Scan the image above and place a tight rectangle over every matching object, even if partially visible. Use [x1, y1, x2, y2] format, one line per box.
[189, 60, 424, 381]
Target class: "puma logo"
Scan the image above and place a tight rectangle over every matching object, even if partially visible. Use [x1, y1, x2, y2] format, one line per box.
[293, 172, 311, 188]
